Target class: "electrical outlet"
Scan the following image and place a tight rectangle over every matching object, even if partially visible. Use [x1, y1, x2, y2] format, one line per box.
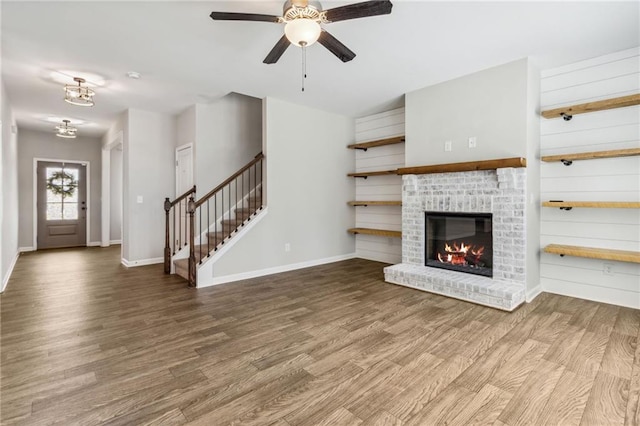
[444, 141, 452, 152]
[603, 263, 614, 276]
[285, 243, 291, 252]
[468, 137, 477, 148]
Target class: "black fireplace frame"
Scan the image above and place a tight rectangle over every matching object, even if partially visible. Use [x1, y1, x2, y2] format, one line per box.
[424, 211, 493, 278]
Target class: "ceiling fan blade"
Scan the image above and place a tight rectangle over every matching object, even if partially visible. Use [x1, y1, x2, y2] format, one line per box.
[263, 35, 291, 64]
[324, 0, 393, 23]
[318, 31, 356, 63]
[209, 11, 280, 23]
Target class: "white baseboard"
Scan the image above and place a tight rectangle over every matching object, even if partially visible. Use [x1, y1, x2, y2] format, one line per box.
[19, 246, 35, 252]
[110, 240, 122, 245]
[121, 257, 163, 267]
[526, 285, 542, 303]
[198, 252, 357, 288]
[87, 241, 101, 247]
[1, 251, 20, 293]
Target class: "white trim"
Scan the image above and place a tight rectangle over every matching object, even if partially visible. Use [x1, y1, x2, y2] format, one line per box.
[121, 257, 163, 267]
[1, 251, 20, 293]
[33, 158, 91, 250]
[87, 241, 101, 247]
[526, 285, 542, 303]
[19, 246, 35, 252]
[110, 239, 122, 245]
[198, 252, 357, 289]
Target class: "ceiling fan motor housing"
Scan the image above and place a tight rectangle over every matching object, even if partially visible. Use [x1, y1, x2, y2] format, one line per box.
[282, 0, 325, 22]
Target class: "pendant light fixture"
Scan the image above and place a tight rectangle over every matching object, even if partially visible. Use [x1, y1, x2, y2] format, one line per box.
[55, 120, 78, 138]
[64, 77, 95, 107]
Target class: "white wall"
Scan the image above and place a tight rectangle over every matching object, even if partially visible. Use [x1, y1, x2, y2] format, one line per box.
[354, 108, 405, 264]
[110, 145, 122, 242]
[208, 97, 355, 279]
[17, 128, 102, 248]
[540, 47, 640, 308]
[176, 105, 196, 149]
[1, 78, 19, 292]
[406, 58, 530, 166]
[195, 93, 262, 193]
[122, 109, 175, 265]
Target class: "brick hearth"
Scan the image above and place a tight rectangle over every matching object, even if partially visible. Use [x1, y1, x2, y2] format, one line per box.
[384, 167, 527, 311]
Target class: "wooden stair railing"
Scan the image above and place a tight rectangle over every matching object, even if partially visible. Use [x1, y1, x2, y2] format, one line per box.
[164, 185, 196, 274]
[185, 152, 265, 287]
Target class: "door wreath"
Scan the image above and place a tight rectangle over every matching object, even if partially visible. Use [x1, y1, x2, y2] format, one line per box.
[47, 170, 78, 199]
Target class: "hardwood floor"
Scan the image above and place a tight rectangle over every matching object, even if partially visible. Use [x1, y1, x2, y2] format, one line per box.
[1, 246, 639, 425]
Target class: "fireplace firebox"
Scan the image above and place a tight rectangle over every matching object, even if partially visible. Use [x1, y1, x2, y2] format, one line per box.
[425, 212, 493, 277]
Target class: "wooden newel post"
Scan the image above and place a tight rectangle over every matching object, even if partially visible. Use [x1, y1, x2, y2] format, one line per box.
[187, 196, 196, 288]
[163, 197, 171, 274]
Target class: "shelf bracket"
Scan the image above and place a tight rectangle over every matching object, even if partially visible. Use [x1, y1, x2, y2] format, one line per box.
[559, 207, 573, 211]
[560, 112, 573, 121]
[355, 147, 368, 152]
[560, 159, 573, 166]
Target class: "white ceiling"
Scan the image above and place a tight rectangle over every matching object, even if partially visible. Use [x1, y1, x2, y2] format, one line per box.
[2, 1, 639, 137]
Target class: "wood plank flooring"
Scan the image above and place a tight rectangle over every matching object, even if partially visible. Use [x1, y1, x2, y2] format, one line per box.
[1, 246, 639, 425]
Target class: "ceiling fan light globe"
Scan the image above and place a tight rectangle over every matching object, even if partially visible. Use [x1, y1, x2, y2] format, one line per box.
[284, 18, 321, 47]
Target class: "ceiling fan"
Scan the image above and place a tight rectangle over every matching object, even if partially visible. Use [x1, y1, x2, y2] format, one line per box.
[210, 0, 393, 64]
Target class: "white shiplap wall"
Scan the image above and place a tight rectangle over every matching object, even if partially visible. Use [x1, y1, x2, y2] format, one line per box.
[540, 47, 640, 309]
[354, 108, 405, 264]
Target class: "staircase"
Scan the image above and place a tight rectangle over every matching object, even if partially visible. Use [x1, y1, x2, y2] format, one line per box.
[173, 188, 262, 280]
[164, 153, 264, 287]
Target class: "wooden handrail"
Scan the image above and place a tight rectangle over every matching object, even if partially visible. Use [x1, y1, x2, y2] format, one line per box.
[195, 153, 264, 207]
[169, 185, 196, 207]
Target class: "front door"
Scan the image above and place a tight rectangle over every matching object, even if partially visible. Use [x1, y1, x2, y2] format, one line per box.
[37, 161, 87, 249]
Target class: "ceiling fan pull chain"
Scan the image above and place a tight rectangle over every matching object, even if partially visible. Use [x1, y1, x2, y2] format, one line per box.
[301, 41, 307, 92]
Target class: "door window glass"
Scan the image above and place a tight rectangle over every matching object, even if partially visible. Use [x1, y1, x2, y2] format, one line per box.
[45, 166, 79, 220]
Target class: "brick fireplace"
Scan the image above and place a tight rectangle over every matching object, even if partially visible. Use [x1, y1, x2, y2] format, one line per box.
[384, 167, 527, 311]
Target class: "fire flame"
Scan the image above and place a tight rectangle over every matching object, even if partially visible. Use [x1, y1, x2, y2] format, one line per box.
[437, 241, 485, 267]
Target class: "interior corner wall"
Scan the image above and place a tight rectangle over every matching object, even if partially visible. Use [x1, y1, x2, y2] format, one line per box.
[1, 78, 19, 291]
[195, 93, 262, 193]
[209, 97, 355, 279]
[354, 108, 405, 264]
[405, 58, 529, 166]
[17, 128, 102, 247]
[122, 109, 175, 264]
[539, 47, 640, 309]
[526, 60, 541, 297]
[110, 146, 122, 241]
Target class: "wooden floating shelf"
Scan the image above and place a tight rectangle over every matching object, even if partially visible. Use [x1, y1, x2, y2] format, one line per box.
[543, 201, 640, 209]
[348, 170, 398, 178]
[541, 148, 640, 164]
[348, 228, 402, 238]
[541, 93, 640, 120]
[544, 244, 640, 264]
[397, 157, 526, 175]
[348, 201, 402, 206]
[347, 136, 405, 150]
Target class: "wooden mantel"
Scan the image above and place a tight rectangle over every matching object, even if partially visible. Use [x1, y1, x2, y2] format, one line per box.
[397, 157, 527, 175]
